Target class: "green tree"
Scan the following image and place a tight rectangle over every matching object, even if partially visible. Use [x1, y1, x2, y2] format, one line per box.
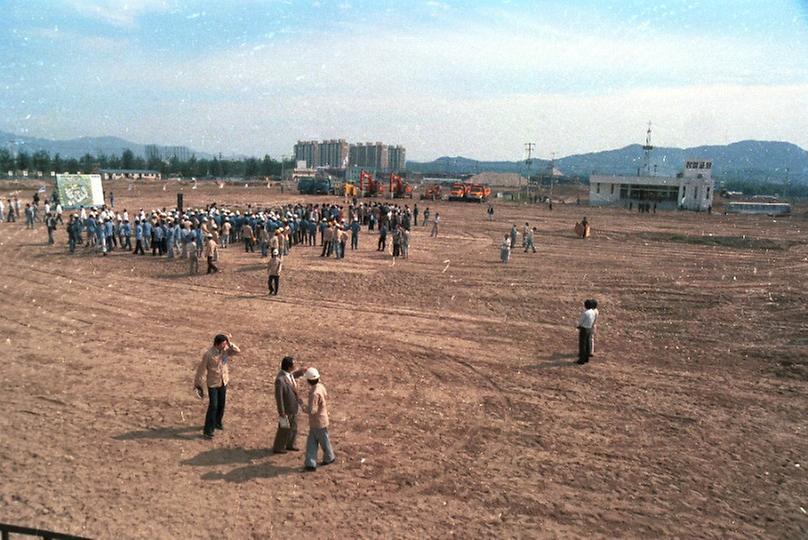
[0, 148, 13, 173]
[52, 153, 64, 173]
[121, 148, 135, 169]
[80, 153, 94, 173]
[244, 157, 259, 178]
[32, 150, 51, 174]
[16, 151, 31, 172]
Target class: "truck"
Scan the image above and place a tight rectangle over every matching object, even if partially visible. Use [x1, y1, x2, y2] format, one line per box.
[465, 183, 492, 203]
[448, 182, 469, 201]
[298, 176, 332, 195]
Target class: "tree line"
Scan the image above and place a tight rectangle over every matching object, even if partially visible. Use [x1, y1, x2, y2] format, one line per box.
[0, 148, 294, 179]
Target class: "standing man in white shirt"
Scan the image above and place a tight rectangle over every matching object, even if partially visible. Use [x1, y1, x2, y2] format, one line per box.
[576, 299, 597, 364]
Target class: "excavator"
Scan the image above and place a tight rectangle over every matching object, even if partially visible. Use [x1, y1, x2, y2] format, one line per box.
[389, 173, 413, 198]
[420, 183, 442, 200]
[360, 170, 383, 197]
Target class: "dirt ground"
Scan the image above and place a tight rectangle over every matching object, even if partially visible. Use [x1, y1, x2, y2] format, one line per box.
[1, 181, 806, 538]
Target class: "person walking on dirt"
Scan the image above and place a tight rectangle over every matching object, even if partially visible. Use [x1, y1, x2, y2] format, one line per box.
[487, 205, 494, 221]
[350, 218, 360, 250]
[298, 367, 336, 471]
[204, 233, 219, 274]
[509, 224, 518, 250]
[267, 249, 282, 295]
[272, 356, 307, 454]
[187, 234, 199, 275]
[194, 334, 241, 439]
[500, 234, 511, 263]
[377, 221, 388, 251]
[430, 212, 440, 237]
[524, 227, 537, 253]
[413, 204, 419, 226]
[588, 299, 599, 356]
[576, 299, 597, 364]
[242, 221, 255, 253]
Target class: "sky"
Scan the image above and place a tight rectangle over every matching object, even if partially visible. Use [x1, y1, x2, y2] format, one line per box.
[2, 0, 808, 161]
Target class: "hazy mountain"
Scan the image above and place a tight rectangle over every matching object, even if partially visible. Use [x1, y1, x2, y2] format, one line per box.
[409, 140, 808, 184]
[0, 131, 213, 160]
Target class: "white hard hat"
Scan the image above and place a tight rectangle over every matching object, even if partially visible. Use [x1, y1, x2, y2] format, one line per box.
[304, 367, 320, 381]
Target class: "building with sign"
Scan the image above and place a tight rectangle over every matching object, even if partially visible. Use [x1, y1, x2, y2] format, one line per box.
[589, 159, 714, 211]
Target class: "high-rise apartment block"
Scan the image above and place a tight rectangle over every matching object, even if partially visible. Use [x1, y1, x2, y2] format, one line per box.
[294, 139, 406, 171]
[294, 139, 349, 168]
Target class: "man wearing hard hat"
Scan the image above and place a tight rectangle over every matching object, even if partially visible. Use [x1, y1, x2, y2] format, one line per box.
[298, 367, 335, 471]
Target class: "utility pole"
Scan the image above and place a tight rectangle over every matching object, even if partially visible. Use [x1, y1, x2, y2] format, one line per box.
[525, 142, 535, 200]
[642, 121, 654, 176]
[549, 151, 556, 199]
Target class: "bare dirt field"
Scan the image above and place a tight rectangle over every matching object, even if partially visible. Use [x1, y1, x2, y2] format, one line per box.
[1, 182, 806, 538]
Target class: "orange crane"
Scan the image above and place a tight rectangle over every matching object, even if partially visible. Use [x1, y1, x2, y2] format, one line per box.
[360, 170, 383, 197]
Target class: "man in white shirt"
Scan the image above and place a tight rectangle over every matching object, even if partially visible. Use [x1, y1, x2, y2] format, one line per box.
[576, 299, 597, 364]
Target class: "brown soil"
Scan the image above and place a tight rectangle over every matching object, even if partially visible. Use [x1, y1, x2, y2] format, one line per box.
[1, 182, 806, 538]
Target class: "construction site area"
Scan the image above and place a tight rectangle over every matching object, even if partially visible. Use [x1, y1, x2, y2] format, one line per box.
[1, 182, 806, 538]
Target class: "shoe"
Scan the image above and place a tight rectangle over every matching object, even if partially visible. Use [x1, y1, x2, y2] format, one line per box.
[286, 447, 300, 451]
[320, 458, 336, 466]
[304, 466, 316, 472]
[203, 432, 214, 439]
[576, 360, 588, 365]
[215, 424, 224, 430]
[274, 449, 288, 454]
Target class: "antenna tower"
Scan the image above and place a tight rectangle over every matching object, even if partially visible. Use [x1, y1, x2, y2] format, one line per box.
[642, 121, 654, 175]
[524, 142, 535, 192]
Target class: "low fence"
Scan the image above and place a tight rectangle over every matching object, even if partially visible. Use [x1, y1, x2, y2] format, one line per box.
[0, 522, 90, 540]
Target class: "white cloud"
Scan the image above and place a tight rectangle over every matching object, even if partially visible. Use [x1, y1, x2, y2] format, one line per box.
[63, 0, 172, 27]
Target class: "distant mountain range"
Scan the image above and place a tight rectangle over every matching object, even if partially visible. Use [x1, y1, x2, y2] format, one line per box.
[409, 140, 808, 184]
[0, 131, 214, 161]
[1, 130, 806, 183]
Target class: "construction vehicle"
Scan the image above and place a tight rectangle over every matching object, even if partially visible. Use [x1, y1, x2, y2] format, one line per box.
[448, 182, 470, 201]
[359, 170, 383, 197]
[464, 183, 492, 203]
[343, 182, 358, 197]
[420, 183, 442, 200]
[389, 173, 413, 198]
[298, 176, 332, 195]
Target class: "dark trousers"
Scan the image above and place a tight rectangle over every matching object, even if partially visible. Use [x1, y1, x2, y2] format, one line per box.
[244, 238, 254, 252]
[134, 239, 144, 255]
[378, 235, 386, 251]
[392, 243, 400, 257]
[268, 275, 279, 295]
[351, 235, 358, 250]
[272, 413, 298, 451]
[207, 256, 218, 274]
[578, 327, 592, 363]
[321, 240, 330, 257]
[204, 385, 227, 435]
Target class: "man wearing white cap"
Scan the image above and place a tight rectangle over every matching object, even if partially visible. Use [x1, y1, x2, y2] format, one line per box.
[299, 367, 335, 471]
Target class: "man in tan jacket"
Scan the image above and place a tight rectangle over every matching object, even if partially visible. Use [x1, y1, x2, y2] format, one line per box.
[299, 367, 335, 471]
[194, 334, 241, 439]
[203, 234, 219, 274]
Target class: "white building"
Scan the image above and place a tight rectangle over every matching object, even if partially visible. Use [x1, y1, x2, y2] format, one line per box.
[589, 159, 714, 211]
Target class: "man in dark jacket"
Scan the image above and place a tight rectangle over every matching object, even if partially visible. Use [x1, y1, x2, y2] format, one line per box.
[272, 356, 307, 454]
